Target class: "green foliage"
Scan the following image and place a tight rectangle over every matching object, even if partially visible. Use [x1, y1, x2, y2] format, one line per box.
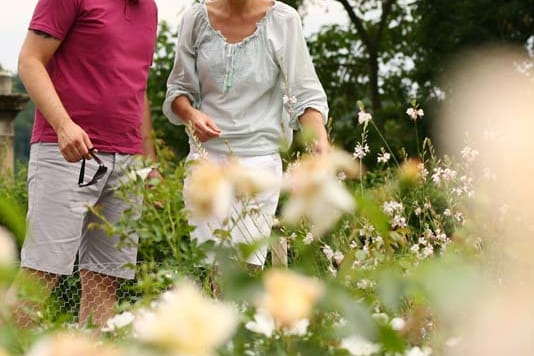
[147, 22, 190, 159]
[0, 165, 27, 246]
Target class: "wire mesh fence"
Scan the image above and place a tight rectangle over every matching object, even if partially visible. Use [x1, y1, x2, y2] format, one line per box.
[8, 240, 289, 328]
[9, 262, 171, 328]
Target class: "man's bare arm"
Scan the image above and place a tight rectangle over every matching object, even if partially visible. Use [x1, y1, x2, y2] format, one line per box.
[18, 30, 92, 162]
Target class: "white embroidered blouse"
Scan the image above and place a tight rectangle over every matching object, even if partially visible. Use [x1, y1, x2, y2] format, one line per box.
[162, 0, 329, 156]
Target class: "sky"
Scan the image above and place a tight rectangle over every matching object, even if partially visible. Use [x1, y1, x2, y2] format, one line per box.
[0, 0, 348, 73]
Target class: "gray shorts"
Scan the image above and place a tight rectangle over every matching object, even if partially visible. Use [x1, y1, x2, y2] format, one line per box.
[20, 143, 143, 279]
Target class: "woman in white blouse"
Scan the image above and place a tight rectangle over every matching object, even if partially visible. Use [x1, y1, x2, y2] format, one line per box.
[163, 0, 329, 267]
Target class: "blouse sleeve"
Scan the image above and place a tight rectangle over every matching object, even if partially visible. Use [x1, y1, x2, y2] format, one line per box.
[162, 8, 201, 125]
[270, 7, 329, 130]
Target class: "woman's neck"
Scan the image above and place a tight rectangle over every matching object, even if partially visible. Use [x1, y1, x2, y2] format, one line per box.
[222, 0, 255, 15]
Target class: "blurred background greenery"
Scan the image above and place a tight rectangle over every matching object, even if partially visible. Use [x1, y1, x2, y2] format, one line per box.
[10, 0, 533, 167]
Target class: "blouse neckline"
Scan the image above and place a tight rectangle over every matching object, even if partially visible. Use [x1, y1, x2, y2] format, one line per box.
[201, 0, 277, 46]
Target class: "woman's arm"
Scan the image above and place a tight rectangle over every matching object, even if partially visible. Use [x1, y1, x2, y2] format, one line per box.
[298, 108, 329, 154]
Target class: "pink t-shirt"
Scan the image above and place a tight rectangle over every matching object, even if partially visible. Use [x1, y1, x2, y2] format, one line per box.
[29, 0, 158, 154]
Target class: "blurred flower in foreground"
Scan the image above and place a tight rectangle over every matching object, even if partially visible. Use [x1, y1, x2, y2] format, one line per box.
[101, 311, 135, 333]
[185, 159, 233, 220]
[398, 159, 423, 187]
[281, 148, 359, 236]
[224, 157, 279, 198]
[26, 332, 120, 356]
[245, 308, 309, 337]
[405, 346, 432, 356]
[259, 269, 324, 328]
[134, 281, 238, 356]
[0, 226, 17, 265]
[340, 334, 381, 356]
[185, 158, 278, 220]
[438, 47, 534, 355]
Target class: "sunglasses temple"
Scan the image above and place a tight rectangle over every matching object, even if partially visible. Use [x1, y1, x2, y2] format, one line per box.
[78, 158, 86, 186]
[90, 151, 105, 166]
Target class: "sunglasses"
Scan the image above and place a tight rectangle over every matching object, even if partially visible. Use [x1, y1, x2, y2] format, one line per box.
[78, 148, 108, 187]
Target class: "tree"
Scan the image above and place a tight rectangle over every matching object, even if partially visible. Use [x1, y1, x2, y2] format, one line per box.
[412, 0, 533, 99]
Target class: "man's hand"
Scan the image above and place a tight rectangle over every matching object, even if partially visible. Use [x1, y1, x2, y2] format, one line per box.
[56, 120, 93, 162]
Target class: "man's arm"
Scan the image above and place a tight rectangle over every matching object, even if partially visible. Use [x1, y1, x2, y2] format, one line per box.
[298, 108, 330, 155]
[18, 30, 92, 162]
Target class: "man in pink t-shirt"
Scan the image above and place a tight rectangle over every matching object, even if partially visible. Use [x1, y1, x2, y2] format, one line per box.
[11, 0, 159, 327]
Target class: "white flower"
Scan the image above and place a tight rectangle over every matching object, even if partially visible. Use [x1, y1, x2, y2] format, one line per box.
[281, 148, 358, 236]
[302, 232, 314, 245]
[356, 279, 375, 290]
[358, 111, 373, 125]
[285, 318, 309, 336]
[414, 207, 423, 216]
[461, 146, 479, 163]
[422, 245, 434, 258]
[353, 143, 370, 159]
[431, 168, 442, 185]
[406, 107, 425, 120]
[341, 334, 381, 356]
[418, 163, 429, 180]
[333, 250, 345, 265]
[443, 209, 451, 216]
[377, 152, 391, 164]
[134, 281, 238, 355]
[0, 226, 17, 265]
[442, 168, 457, 181]
[101, 311, 135, 333]
[245, 309, 276, 338]
[390, 317, 406, 331]
[383, 201, 403, 216]
[392, 215, 407, 229]
[322, 245, 334, 260]
[405, 346, 432, 356]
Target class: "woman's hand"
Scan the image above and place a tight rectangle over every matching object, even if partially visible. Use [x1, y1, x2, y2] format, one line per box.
[172, 96, 221, 142]
[188, 110, 221, 142]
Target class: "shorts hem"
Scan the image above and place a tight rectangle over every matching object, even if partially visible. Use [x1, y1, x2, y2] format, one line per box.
[77, 265, 135, 280]
[20, 261, 74, 276]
